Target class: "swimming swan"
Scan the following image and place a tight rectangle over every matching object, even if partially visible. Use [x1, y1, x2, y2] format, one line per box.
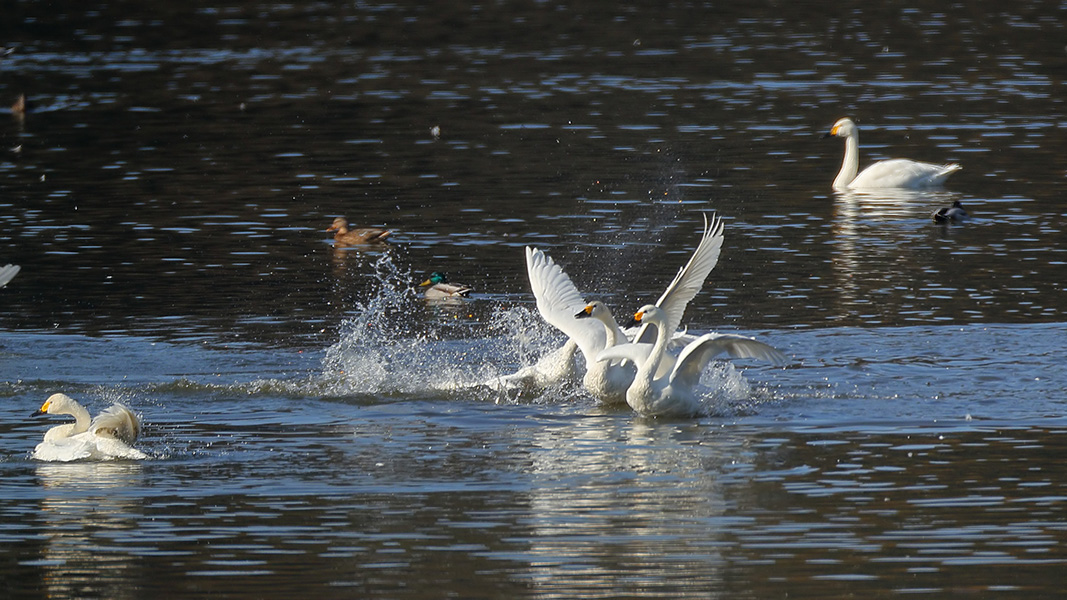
[824, 118, 960, 190]
[512, 213, 726, 403]
[598, 305, 787, 417]
[31, 393, 147, 461]
[0, 263, 19, 287]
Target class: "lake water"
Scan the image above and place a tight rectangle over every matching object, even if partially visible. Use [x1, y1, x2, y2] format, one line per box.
[2, 1, 1067, 598]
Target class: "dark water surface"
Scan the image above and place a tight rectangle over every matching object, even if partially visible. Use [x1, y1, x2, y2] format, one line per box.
[2, 1, 1067, 598]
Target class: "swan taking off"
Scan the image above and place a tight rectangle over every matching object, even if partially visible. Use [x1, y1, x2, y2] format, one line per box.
[598, 305, 786, 418]
[502, 214, 725, 404]
[824, 118, 960, 190]
[31, 393, 147, 461]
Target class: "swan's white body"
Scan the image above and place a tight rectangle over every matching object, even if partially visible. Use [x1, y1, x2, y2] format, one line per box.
[598, 305, 787, 417]
[32, 393, 147, 461]
[516, 214, 725, 404]
[826, 118, 960, 190]
[0, 264, 19, 287]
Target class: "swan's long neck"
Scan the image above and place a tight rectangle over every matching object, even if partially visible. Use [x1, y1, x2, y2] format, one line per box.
[42, 402, 92, 442]
[66, 403, 92, 435]
[834, 131, 860, 189]
[635, 315, 672, 386]
[596, 312, 626, 349]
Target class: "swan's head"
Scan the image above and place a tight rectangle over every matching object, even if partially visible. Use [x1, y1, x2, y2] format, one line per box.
[628, 304, 664, 327]
[574, 301, 610, 320]
[327, 217, 349, 233]
[31, 393, 76, 417]
[824, 117, 857, 139]
[421, 272, 447, 286]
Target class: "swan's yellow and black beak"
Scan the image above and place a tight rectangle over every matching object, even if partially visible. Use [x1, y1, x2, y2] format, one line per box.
[625, 310, 645, 328]
[822, 124, 840, 139]
[31, 400, 51, 417]
[574, 305, 594, 319]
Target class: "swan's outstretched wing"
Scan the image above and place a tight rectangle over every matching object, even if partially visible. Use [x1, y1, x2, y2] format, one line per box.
[90, 404, 141, 445]
[634, 214, 725, 344]
[525, 247, 606, 362]
[596, 342, 655, 370]
[0, 264, 19, 287]
[670, 333, 787, 390]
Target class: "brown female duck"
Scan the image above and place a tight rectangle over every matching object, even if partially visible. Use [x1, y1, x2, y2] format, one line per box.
[327, 217, 391, 245]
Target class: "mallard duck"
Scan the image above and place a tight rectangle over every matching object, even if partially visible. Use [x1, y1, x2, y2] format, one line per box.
[31, 393, 147, 461]
[823, 118, 960, 190]
[420, 272, 472, 299]
[327, 217, 391, 245]
[10, 94, 25, 116]
[933, 200, 968, 223]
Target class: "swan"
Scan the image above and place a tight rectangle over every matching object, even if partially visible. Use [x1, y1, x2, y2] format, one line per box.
[0, 263, 18, 287]
[31, 393, 147, 461]
[824, 118, 961, 190]
[598, 305, 786, 417]
[516, 213, 726, 404]
[327, 217, 391, 245]
[933, 200, 968, 223]
[420, 271, 473, 299]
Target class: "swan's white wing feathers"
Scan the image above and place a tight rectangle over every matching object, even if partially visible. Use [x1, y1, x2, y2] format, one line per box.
[0, 264, 19, 287]
[635, 214, 725, 344]
[483, 339, 580, 390]
[852, 159, 961, 189]
[32, 432, 147, 461]
[90, 404, 141, 445]
[525, 247, 606, 362]
[596, 342, 654, 370]
[33, 437, 94, 462]
[671, 333, 787, 390]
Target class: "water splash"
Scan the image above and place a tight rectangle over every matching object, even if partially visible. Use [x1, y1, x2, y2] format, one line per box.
[316, 253, 568, 402]
[313, 252, 765, 412]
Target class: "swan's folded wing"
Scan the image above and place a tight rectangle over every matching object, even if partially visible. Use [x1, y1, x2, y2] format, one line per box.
[90, 436, 148, 460]
[525, 247, 606, 361]
[635, 214, 725, 344]
[671, 333, 787, 390]
[33, 437, 94, 462]
[853, 159, 960, 189]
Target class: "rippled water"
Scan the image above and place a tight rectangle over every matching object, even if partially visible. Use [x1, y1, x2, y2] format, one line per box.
[2, 1, 1067, 598]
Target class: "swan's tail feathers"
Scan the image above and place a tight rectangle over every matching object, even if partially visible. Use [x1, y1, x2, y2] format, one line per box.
[937, 163, 962, 180]
[90, 404, 141, 445]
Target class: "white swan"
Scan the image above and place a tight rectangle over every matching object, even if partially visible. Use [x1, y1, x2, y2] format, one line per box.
[0, 263, 18, 287]
[824, 118, 960, 190]
[515, 214, 726, 404]
[31, 393, 147, 461]
[598, 305, 786, 417]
